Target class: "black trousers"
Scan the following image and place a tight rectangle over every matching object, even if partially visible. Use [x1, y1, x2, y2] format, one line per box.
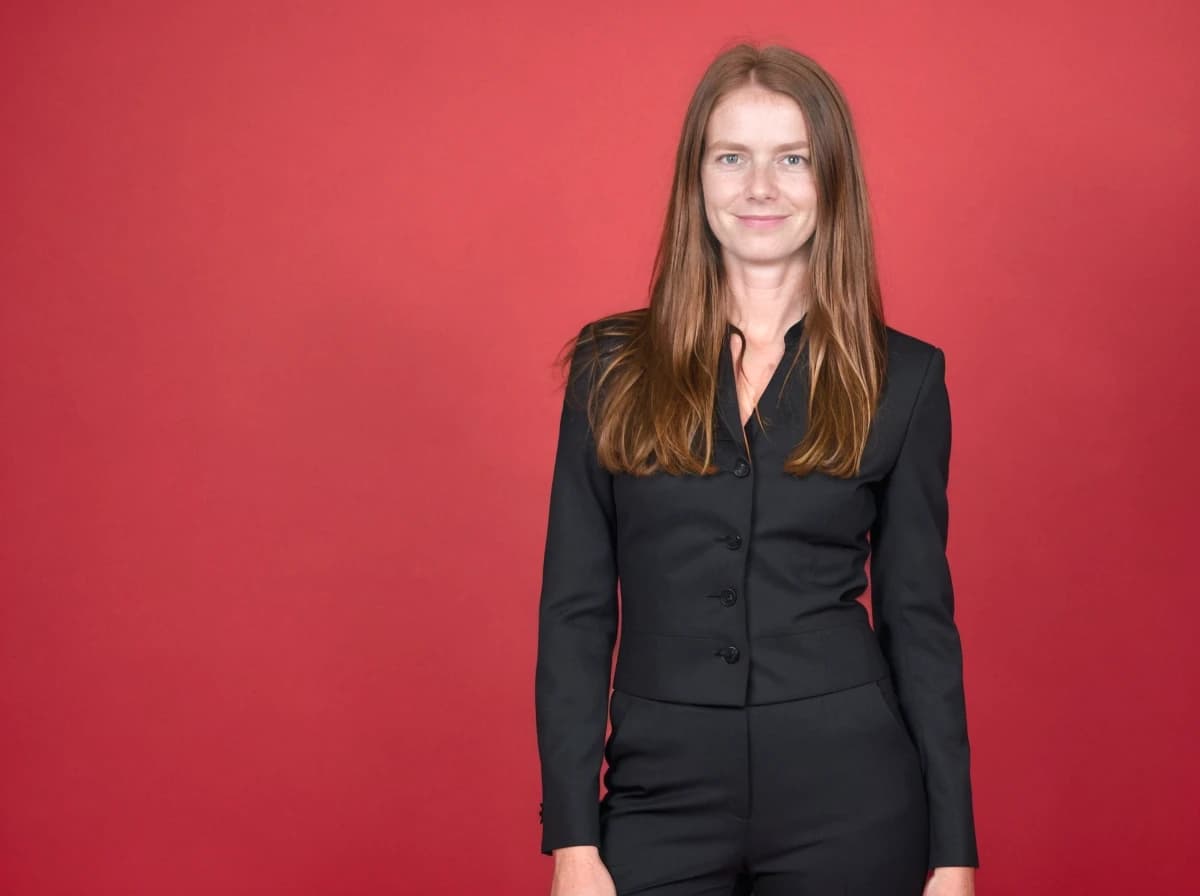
[598, 674, 929, 896]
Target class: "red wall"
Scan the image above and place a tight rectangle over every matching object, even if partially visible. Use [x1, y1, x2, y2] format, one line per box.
[2, 1, 1197, 893]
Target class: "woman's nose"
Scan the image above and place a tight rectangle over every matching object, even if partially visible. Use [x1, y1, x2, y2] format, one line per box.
[746, 163, 777, 199]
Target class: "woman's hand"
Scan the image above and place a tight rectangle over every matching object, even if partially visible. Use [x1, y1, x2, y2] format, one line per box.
[923, 865, 975, 896]
[549, 846, 616, 896]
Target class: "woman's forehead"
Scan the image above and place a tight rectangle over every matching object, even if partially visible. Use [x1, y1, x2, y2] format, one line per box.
[706, 89, 808, 143]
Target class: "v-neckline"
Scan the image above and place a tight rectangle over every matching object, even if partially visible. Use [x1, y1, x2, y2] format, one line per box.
[731, 334, 792, 427]
[716, 315, 808, 452]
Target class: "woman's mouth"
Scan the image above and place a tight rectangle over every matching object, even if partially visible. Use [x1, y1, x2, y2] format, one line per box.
[735, 215, 789, 229]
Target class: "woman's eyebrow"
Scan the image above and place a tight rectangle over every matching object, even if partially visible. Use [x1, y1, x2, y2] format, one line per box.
[708, 140, 810, 151]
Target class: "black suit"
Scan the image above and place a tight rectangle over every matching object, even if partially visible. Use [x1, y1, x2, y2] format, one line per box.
[534, 311, 979, 878]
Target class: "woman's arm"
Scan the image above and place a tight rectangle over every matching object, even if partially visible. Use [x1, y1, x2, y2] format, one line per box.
[869, 346, 980, 871]
[534, 323, 619, 856]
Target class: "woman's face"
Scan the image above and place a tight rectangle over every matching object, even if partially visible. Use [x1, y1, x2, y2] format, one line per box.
[700, 84, 817, 267]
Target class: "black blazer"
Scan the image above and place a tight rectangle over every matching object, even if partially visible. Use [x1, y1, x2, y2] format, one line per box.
[534, 310, 979, 870]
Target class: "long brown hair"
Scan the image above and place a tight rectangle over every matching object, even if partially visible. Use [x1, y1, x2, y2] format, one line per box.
[558, 43, 888, 479]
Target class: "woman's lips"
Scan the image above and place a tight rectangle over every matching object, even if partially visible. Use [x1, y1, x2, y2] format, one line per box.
[735, 215, 789, 229]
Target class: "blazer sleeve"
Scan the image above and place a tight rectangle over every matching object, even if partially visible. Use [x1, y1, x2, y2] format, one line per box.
[534, 323, 619, 856]
[869, 346, 980, 870]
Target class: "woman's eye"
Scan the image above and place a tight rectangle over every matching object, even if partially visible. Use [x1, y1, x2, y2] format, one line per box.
[714, 152, 808, 166]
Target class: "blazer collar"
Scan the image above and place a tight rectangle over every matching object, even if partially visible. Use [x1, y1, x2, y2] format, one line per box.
[716, 315, 808, 447]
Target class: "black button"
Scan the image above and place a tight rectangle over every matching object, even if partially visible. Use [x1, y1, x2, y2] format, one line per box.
[705, 587, 739, 606]
[733, 458, 750, 477]
[714, 645, 740, 663]
[725, 533, 743, 550]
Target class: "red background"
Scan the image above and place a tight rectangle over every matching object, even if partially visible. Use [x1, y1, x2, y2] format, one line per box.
[2, 1, 1197, 893]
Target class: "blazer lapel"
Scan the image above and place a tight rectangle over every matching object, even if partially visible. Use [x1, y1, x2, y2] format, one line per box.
[715, 320, 812, 449]
[716, 324, 747, 448]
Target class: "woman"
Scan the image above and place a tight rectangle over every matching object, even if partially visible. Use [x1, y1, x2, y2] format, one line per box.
[535, 43, 979, 896]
